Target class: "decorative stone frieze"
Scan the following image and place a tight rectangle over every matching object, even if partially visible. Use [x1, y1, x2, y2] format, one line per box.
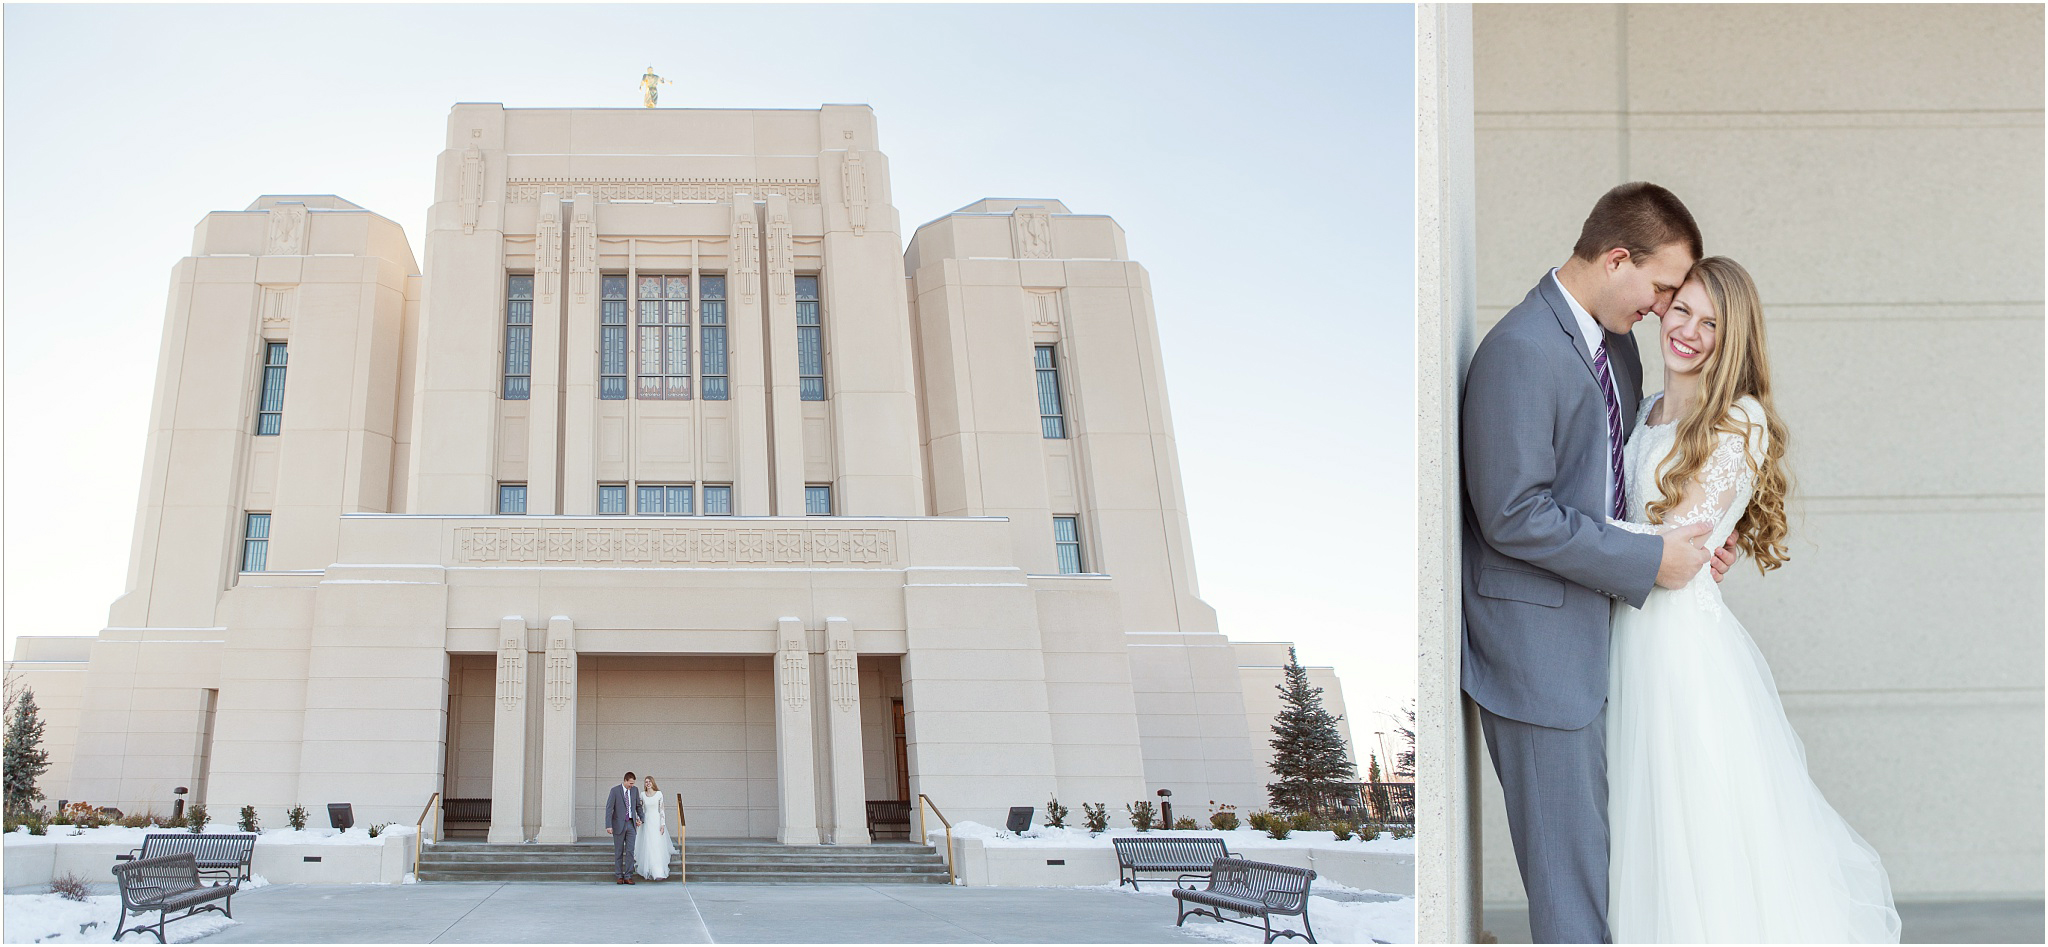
[459, 145, 483, 234]
[506, 179, 819, 205]
[452, 527, 897, 566]
[840, 152, 870, 235]
[265, 205, 307, 255]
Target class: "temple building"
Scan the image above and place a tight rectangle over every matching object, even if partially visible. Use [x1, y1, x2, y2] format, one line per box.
[5, 103, 1352, 843]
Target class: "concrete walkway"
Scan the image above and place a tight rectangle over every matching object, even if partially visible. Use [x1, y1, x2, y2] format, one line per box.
[1483, 900, 2045, 944]
[188, 882, 1237, 944]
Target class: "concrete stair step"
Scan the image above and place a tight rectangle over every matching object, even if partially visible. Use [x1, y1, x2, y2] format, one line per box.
[415, 840, 950, 885]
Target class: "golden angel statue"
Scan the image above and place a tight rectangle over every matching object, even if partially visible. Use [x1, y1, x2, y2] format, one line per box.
[640, 67, 673, 108]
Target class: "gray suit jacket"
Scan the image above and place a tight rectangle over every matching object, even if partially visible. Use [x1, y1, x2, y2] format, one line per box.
[1461, 275, 1663, 730]
[605, 784, 643, 833]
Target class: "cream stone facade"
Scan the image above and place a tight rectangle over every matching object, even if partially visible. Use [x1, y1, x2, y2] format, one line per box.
[6, 104, 1361, 842]
[1419, 5, 2042, 938]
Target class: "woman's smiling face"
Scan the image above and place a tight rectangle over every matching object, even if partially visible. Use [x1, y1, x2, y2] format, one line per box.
[1659, 278, 1719, 376]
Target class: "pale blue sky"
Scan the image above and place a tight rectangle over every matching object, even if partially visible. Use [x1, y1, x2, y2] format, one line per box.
[3, 4, 1417, 746]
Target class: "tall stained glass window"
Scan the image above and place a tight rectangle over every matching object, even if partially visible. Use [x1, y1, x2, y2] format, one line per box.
[636, 484, 694, 515]
[1053, 516, 1083, 574]
[638, 275, 691, 399]
[255, 343, 288, 435]
[700, 276, 729, 400]
[1036, 345, 1066, 439]
[505, 276, 533, 400]
[600, 277, 629, 399]
[796, 276, 825, 401]
[241, 513, 271, 573]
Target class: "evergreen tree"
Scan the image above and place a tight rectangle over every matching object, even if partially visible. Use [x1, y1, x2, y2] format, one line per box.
[1366, 754, 1393, 824]
[1394, 700, 1416, 781]
[1265, 647, 1355, 815]
[4, 685, 50, 814]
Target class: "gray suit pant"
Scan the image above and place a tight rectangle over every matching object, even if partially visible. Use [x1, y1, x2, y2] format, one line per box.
[613, 825, 638, 879]
[1480, 704, 1610, 945]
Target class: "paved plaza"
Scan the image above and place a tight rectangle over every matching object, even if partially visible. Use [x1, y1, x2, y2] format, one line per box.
[140, 882, 1273, 944]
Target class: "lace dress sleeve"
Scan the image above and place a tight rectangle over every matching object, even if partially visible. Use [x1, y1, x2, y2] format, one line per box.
[1613, 399, 1768, 540]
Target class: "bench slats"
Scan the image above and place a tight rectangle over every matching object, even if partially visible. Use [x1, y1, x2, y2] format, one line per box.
[112, 853, 236, 944]
[1111, 836, 1233, 891]
[1172, 856, 1317, 944]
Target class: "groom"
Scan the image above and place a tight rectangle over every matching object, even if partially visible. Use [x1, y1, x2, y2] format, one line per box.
[605, 771, 644, 884]
[1461, 182, 1732, 943]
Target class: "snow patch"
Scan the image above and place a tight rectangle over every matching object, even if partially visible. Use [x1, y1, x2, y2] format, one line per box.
[2, 893, 240, 944]
[932, 821, 1415, 854]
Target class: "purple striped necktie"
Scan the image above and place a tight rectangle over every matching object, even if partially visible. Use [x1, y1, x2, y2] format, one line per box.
[1593, 342, 1626, 520]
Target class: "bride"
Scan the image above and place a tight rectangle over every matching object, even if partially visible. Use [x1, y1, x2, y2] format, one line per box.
[634, 776, 676, 881]
[1605, 257, 1900, 943]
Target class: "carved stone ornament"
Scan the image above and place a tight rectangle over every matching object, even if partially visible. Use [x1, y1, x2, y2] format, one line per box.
[840, 152, 870, 235]
[505, 178, 818, 205]
[1029, 291, 1060, 329]
[570, 205, 596, 304]
[829, 646, 858, 713]
[732, 200, 761, 305]
[768, 206, 795, 301]
[536, 197, 562, 305]
[261, 287, 296, 330]
[265, 205, 308, 255]
[544, 633, 575, 711]
[780, 644, 810, 712]
[453, 527, 897, 565]
[496, 636, 526, 712]
[460, 145, 484, 235]
[1013, 208, 1053, 260]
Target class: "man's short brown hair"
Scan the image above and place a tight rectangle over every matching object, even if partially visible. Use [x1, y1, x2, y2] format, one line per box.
[623, 771, 636, 781]
[1571, 182, 1703, 265]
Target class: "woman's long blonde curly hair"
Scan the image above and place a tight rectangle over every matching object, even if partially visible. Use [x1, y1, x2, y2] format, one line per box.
[1645, 256, 1793, 574]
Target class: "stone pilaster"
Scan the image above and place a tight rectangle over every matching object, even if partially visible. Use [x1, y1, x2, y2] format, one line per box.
[773, 618, 821, 844]
[559, 193, 600, 513]
[824, 618, 869, 844]
[730, 196, 772, 514]
[525, 194, 565, 514]
[535, 617, 578, 843]
[762, 194, 805, 515]
[488, 619, 528, 843]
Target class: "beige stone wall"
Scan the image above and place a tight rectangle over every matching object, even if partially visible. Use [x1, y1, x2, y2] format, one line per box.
[1473, 2, 2044, 901]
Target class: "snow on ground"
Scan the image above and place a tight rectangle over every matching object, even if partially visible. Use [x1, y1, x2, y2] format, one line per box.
[935, 821, 1417, 854]
[1090, 880, 1416, 945]
[1, 893, 239, 944]
[6, 824, 409, 847]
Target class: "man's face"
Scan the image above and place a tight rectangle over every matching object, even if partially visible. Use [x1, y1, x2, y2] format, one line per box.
[1592, 244, 1694, 334]
[624, 777, 636, 789]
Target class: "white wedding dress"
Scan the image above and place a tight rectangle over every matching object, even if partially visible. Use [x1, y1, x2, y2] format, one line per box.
[634, 789, 675, 880]
[1607, 393, 1900, 943]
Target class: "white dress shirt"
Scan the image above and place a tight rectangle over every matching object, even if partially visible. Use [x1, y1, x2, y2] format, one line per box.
[1550, 267, 1621, 517]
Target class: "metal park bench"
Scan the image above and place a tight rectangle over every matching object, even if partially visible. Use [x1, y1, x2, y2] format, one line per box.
[118, 833, 258, 884]
[111, 852, 237, 943]
[1171, 856, 1318, 944]
[866, 800, 911, 841]
[1110, 835, 1233, 891]
[443, 797, 492, 839]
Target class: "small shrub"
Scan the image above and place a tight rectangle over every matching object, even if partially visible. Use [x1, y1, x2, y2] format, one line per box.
[1125, 800, 1155, 832]
[1245, 810, 1273, 833]
[1044, 796, 1068, 830]
[24, 808, 47, 835]
[164, 814, 188, 829]
[48, 872, 93, 902]
[1391, 823, 1413, 840]
[1264, 817, 1293, 840]
[1209, 808, 1240, 831]
[1081, 802, 1109, 834]
[1331, 821, 1354, 841]
[187, 803, 209, 834]
[368, 822, 396, 838]
[288, 804, 308, 831]
[1172, 816, 1198, 830]
[1291, 812, 1318, 832]
[238, 804, 260, 833]
[118, 809, 158, 829]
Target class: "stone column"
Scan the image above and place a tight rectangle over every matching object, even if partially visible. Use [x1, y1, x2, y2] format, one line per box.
[526, 194, 566, 514]
[536, 617, 578, 843]
[1417, 4, 1482, 943]
[824, 618, 869, 845]
[773, 618, 821, 844]
[762, 194, 805, 515]
[729, 196, 772, 515]
[560, 193, 600, 514]
[488, 619, 528, 843]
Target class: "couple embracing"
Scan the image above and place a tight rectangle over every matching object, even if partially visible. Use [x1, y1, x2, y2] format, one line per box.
[1462, 184, 1901, 943]
[604, 771, 676, 883]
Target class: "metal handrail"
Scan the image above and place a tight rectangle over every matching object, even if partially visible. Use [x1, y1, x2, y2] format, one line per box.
[412, 792, 440, 878]
[916, 793, 955, 885]
[675, 794, 687, 883]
